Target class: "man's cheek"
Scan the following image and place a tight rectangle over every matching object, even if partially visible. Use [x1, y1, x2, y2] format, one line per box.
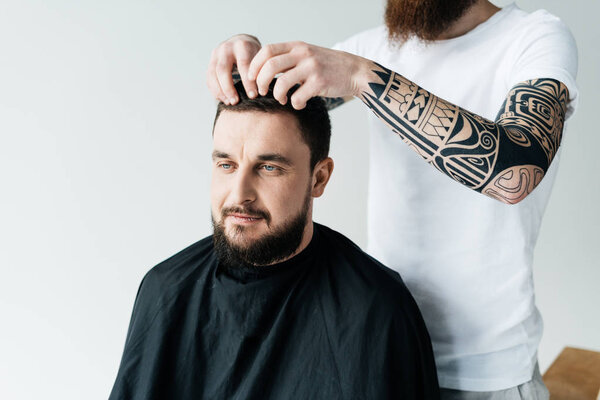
[210, 185, 227, 215]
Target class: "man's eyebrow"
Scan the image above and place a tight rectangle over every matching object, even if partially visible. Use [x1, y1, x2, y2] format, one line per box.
[257, 153, 293, 166]
[212, 150, 230, 160]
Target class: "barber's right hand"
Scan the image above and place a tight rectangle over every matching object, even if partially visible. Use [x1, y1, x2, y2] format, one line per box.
[207, 34, 262, 105]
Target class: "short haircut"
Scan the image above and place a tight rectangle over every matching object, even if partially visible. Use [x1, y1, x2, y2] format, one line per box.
[213, 80, 331, 170]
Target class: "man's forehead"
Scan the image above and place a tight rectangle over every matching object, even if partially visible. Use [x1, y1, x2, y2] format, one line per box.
[212, 110, 308, 155]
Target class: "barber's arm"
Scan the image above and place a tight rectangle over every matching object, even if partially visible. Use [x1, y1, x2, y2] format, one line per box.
[243, 41, 569, 204]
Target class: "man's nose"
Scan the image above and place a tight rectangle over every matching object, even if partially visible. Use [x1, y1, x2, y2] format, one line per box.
[229, 167, 257, 205]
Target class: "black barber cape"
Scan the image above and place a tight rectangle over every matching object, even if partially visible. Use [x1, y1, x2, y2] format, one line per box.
[109, 223, 439, 399]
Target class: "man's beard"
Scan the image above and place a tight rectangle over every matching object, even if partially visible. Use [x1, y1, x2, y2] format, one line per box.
[385, 0, 478, 42]
[212, 192, 311, 268]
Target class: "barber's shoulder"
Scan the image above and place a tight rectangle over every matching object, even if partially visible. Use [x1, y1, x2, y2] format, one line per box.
[506, 7, 577, 91]
[519, 7, 575, 42]
[527, 7, 569, 24]
[332, 25, 388, 58]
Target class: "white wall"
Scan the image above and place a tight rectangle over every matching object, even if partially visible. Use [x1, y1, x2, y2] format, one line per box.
[0, 1, 596, 398]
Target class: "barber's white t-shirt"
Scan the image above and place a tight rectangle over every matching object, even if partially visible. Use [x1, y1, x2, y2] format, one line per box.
[334, 3, 578, 391]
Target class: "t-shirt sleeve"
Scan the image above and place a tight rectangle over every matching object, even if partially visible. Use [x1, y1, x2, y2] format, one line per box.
[332, 34, 359, 54]
[508, 13, 579, 119]
[331, 25, 387, 59]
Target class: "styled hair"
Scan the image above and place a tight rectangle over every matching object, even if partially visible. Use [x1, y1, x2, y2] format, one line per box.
[213, 80, 331, 170]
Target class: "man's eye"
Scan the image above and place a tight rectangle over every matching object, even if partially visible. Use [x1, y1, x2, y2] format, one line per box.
[219, 163, 232, 170]
[261, 165, 277, 172]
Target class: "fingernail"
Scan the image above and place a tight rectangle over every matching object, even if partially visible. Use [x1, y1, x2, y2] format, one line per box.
[229, 97, 237, 104]
[248, 90, 256, 98]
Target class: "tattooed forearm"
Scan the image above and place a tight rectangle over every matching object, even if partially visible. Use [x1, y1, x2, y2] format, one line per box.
[360, 63, 569, 204]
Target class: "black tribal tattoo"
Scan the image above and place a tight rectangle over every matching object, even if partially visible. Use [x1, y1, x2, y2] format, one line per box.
[360, 63, 569, 204]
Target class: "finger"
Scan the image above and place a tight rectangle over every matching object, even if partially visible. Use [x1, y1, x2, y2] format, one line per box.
[207, 63, 228, 103]
[236, 62, 258, 99]
[207, 50, 228, 103]
[233, 41, 260, 99]
[270, 67, 308, 105]
[215, 50, 238, 104]
[248, 42, 297, 83]
[289, 79, 320, 110]
[256, 54, 300, 100]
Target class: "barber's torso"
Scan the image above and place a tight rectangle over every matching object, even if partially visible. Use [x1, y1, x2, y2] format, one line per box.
[334, 3, 578, 390]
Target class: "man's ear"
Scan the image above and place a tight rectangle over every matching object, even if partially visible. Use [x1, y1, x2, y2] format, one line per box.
[311, 157, 334, 198]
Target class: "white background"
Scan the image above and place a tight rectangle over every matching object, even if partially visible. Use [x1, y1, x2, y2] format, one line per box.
[0, 1, 597, 398]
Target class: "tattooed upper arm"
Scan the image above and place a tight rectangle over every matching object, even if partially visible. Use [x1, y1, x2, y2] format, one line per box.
[482, 79, 569, 203]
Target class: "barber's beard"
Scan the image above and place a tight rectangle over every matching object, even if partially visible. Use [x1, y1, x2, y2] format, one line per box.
[385, 0, 477, 42]
[212, 192, 311, 268]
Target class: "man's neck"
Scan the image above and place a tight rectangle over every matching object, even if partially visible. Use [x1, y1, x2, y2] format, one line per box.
[437, 0, 501, 40]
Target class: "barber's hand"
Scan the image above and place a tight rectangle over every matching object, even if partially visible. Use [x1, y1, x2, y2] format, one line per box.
[207, 34, 262, 105]
[247, 41, 368, 109]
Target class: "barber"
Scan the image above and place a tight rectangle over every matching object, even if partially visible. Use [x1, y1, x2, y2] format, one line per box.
[206, 1, 578, 398]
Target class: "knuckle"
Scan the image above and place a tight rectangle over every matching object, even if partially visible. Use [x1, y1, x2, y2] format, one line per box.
[299, 42, 312, 55]
[215, 64, 228, 73]
[290, 42, 306, 55]
[237, 53, 252, 65]
[305, 56, 319, 69]
[262, 44, 274, 57]
[233, 40, 246, 53]
[214, 50, 228, 64]
[311, 74, 325, 88]
[239, 40, 256, 52]
[220, 41, 233, 54]
[263, 57, 277, 72]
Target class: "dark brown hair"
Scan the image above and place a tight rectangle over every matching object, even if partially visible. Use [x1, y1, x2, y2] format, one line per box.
[213, 80, 331, 170]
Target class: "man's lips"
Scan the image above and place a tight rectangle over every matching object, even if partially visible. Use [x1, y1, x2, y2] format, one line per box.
[226, 213, 263, 223]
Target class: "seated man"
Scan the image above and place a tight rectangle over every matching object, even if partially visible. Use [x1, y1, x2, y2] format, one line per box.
[109, 81, 440, 399]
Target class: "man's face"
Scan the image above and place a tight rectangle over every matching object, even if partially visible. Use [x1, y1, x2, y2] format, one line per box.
[385, 0, 477, 42]
[210, 110, 314, 266]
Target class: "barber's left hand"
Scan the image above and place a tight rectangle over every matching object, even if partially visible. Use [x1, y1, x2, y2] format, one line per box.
[247, 42, 369, 109]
